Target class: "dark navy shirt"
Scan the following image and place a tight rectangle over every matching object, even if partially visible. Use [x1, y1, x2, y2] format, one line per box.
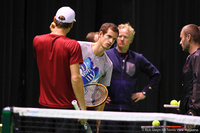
[105, 47, 161, 111]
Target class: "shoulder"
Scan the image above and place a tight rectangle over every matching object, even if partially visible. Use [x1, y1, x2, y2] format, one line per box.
[103, 53, 113, 66]
[105, 47, 115, 57]
[78, 41, 92, 50]
[129, 50, 144, 59]
[78, 41, 92, 47]
[33, 34, 48, 42]
[62, 37, 77, 44]
[128, 50, 152, 66]
[194, 49, 200, 56]
[60, 38, 79, 48]
[33, 34, 49, 48]
[190, 49, 200, 60]
[191, 49, 200, 63]
[106, 47, 115, 52]
[105, 47, 115, 54]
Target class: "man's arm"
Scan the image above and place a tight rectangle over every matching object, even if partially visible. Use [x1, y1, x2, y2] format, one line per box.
[189, 54, 200, 115]
[70, 63, 87, 125]
[131, 56, 161, 102]
[70, 63, 86, 111]
[141, 56, 161, 95]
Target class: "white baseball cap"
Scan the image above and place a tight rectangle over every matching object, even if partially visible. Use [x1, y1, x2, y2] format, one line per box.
[55, 6, 76, 23]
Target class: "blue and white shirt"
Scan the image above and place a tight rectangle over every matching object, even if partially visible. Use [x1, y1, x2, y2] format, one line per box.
[78, 41, 113, 86]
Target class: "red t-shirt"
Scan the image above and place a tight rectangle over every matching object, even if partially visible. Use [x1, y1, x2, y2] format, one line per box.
[33, 34, 83, 108]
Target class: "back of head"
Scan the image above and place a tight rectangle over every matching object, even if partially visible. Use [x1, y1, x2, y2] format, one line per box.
[99, 23, 119, 35]
[86, 32, 99, 42]
[54, 6, 76, 28]
[118, 23, 135, 39]
[183, 24, 200, 44]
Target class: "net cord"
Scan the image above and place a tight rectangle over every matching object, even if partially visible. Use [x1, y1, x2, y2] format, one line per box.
[3, 107, 200, 126]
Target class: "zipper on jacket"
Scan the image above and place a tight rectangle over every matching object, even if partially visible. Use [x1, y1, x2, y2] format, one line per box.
[120, 55, 128, 111]
[122, 59, 125, 73]
[121, 55, 128, 79]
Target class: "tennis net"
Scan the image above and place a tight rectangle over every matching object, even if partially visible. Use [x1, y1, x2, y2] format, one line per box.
[2, 106, 200, 133]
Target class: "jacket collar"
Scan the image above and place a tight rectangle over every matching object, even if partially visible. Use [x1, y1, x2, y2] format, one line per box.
[114, 46, 129, 58]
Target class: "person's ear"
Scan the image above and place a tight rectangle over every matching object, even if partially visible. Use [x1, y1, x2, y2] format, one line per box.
[130, 38, 133, 43]
[99, 31, 103, 38]
[53, 17, 57, 23]
[50, 22, 56, 32]
[187, 34, 192, 42]
[70, 22, 74, 29]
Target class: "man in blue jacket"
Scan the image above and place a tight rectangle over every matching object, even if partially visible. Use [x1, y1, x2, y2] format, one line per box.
[101, 23, 161, 133]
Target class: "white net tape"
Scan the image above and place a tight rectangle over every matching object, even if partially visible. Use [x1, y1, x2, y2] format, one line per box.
[4, 107, 200, 126]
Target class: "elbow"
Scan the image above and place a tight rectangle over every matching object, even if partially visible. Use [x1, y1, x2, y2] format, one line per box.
[157, 73, 161, 81]
[154, 72, 161, 81]
[71, 74, 83, 84]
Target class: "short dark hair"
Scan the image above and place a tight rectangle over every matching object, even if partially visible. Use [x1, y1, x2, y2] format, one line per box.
[184, 24, 200, 44]
[54, 16, 72, 28]
[86, 32, 99, 42]
[99, 23, 119, 35]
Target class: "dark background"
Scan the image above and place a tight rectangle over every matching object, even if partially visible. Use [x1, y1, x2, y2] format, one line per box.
[1, 0, 199, 120]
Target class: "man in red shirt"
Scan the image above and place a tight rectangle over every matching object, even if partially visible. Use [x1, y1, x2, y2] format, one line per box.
[33, 6, 87, 132]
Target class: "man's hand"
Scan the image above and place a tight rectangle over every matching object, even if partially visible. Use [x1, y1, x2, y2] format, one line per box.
[78, 119, 87, 125]
[106, 96, 111, 104]
[131, 92, 146, 102]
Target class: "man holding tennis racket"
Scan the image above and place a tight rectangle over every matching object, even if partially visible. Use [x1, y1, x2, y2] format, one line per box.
[50, 20, 118, 133]
[101, 23, 161, 132]
[33, 6, 87, 132]
[78, 23, 119, 133]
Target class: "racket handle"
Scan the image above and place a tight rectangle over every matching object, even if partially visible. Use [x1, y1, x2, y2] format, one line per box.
[72, 100, 80, 110]
[72, 100, 88, 130]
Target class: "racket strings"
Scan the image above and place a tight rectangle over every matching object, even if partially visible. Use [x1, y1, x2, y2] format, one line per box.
[84, 84, 107, 107]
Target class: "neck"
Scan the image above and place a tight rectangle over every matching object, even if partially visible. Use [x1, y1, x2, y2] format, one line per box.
[189, 44, 200, 55]
[117, 46, 128, 53]
[51, 27, 70, 36]
[92, 43, 105, 57]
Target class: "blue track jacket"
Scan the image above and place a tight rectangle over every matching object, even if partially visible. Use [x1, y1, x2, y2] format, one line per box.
[105, 47, 161, 111]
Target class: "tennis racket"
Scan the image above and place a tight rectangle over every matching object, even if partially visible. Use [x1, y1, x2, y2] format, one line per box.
[84, 83, 108, 107]
[72, 100, 93, 133]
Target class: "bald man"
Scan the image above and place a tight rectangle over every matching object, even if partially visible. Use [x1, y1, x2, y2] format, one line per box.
[179, 24, 200, 130]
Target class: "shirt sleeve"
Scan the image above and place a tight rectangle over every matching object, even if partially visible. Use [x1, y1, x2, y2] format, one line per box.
[33, 35, 40, 58]
[190, 53, 200, 114]
[69, 41, 83, 65]
[98, 55, 113, 87]
[140, 55, 161, 95]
